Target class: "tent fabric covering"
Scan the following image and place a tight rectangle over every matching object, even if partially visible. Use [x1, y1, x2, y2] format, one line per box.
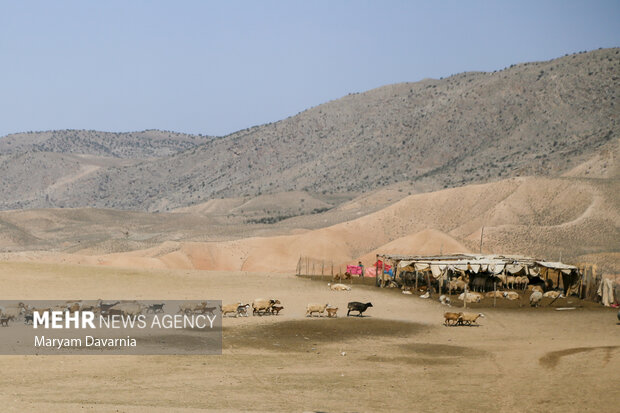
[397, 260, 506, 279]
[536, 261, 576, 275]
[346, 265, 363, 275]
[505, 264, 524, 275]
[597, 278, 616, 306]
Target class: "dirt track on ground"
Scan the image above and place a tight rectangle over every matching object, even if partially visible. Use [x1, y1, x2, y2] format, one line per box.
[0, 261, 618, 412]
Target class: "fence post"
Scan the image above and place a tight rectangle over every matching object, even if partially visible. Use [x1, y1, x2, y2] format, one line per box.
[375, 256, 379, 287]
[426, 272, 432, 298]
[463, 284, 467, 309]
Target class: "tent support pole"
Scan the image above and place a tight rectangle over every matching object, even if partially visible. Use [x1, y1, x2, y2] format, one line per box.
[463, 284, 467, 309]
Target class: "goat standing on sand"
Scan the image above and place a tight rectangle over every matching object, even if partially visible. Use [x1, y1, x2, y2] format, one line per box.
[346, 302, 373, 317]
[306, 303, 329, 317]
[458, 312, 485, 326]
[530, 291, 543, 307]
[326, 307, 338, 318]
[271, 304, 284, 315]
[443, 312, 462, 326]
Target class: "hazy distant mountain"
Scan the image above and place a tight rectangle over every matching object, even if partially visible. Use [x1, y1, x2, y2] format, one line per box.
[1, 48, 618, 211]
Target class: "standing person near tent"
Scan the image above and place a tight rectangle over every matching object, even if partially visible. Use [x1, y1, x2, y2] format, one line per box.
[358, 261, 364, 278]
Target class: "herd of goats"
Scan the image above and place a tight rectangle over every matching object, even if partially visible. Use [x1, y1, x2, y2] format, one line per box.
[222, 297, 374, 318]
[0, 270, 576, 329]
[0, 292, 375, 327]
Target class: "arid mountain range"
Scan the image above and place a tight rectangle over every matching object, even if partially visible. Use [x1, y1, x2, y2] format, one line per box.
[0, 48, 618, 274]
[1, 48, 618, 212]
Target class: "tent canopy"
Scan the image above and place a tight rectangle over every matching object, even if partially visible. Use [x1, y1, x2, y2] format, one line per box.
[376, 254, 577, 280]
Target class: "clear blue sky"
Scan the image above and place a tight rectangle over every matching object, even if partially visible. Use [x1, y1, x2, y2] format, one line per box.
[1, 0, 618, 138]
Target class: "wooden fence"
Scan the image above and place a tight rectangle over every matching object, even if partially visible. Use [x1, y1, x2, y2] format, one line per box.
[295, 256, 377, 286]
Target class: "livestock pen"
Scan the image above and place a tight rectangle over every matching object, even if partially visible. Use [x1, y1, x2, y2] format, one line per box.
[295, 253, 614, 306]
[295, 256, 377, 286]
[373, 253, 601, 305]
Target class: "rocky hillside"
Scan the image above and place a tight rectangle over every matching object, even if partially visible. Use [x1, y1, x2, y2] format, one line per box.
[0, 129, 210, 159]
[1, 48, 618, 211]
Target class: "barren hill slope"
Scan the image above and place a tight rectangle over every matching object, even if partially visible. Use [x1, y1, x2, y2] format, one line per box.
[3, 166, 617, 273]
[1, 48, 617, 211]
[0, 129, 210, 158]
[0, 129, 212, 210]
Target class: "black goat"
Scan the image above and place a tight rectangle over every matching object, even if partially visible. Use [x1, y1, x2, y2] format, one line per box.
[347, 302, 373, 317]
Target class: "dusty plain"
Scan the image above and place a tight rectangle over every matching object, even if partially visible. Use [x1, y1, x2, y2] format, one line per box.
[0, 261, 617, 413]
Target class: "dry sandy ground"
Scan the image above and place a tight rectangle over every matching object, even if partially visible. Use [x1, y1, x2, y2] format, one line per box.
[2, 173, 618, 276]
[0, 261, 618, 413]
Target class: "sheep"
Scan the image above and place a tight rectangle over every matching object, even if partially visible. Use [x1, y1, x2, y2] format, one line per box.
[100, 301, 120, 316]
[80, 299, 102, 312]
[485, 290, 504, 298]
[31, 308, 50, 320]
[252, 299, 280, 316]
[1, 306, 23, 320]
[66, 302, 81, 313]
[503, 291, 520, 300]
[518, 276, 530, 290]
[107, 302, 145, 317]
[443, 312, 462, 326]
[0, 315, 10, 327]
[517, 276, 528, 289]
[221, 302, 242, 317]
[448, 280, 466, 294]
[529, 285, 544, 293]
[271, 304, 284, 315]
[530, 291, 543, 307]
[328, 283, 351, 291]
[236, 304, 251, 317]
[306, 303, 329, 317]
[439, 295, 451, 306]
[146, 303, 165, 314]
[458, 312, 485, 326]
[543, 291, 563, 299]
[385, 280, 399, 288]
[458, 292, 483, 303]
[194, 306, 216, 316]
[346, 302, 373, 317]
[178, 301, 208, 315]
[333, 272, 351, 281]
[0, 302, 27, 315]
[326, 307, 338, 318]
[506, 276, 516, 289]
[495, 273, 507, 288]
